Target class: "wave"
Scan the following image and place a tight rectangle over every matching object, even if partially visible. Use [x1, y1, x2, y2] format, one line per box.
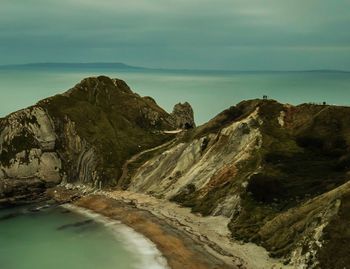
[62, 204, 169, 269]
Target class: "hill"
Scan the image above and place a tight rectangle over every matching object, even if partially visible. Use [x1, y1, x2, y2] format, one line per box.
[126, 99, 350, 268]
[1, 77, 350, 268]
[0, 76, 194, 204]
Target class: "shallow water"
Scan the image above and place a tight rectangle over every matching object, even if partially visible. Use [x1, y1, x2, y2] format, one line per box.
[0, 68, 350, 125]
[0, 204, 167, 269]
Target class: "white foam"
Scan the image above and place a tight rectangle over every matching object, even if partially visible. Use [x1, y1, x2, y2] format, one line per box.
[62, 204, 169, 269]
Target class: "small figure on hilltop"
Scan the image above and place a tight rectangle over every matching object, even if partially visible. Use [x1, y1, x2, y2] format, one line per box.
[263, 95, 268, 100]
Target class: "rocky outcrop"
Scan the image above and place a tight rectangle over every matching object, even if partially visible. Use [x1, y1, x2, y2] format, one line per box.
[0, 107, 61, 204]
[170, 102, 195, 129]
[56, 117, 99, 187]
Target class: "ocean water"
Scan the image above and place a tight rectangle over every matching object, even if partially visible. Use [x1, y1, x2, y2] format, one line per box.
[0, 69, 350, 125]
[0, 204, 167, 269]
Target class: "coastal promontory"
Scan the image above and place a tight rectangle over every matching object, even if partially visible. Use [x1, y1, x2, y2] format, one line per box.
[1, 77, 350, 268]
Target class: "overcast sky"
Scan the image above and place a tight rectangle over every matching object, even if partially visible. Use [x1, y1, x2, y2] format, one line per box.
[1, 0, 350, 70]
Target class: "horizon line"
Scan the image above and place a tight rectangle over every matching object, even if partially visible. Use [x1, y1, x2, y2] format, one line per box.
[0, 62, 349, 73]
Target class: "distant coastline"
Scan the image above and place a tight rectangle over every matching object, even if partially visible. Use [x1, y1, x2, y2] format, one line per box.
[1, 62, 349, 74]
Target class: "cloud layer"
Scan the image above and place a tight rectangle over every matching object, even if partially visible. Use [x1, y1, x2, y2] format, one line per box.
[1, 0, 350, 70]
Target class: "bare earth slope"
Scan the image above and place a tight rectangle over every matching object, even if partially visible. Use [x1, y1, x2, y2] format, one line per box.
[124, 99, 350, 268]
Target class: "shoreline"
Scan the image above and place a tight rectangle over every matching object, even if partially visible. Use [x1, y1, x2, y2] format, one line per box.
[74, 194, 233, 269]
[63, 204, 169, 269]
[48, 186, 290, 269]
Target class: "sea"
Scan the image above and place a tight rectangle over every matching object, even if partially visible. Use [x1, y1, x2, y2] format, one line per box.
[0, 68, 350, 125]
[0, 203, 167, 269]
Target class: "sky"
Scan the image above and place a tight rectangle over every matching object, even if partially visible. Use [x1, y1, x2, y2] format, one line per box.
[1, 0, 350, 70]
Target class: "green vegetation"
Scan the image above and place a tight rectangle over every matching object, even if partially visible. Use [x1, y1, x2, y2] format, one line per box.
[227, 100, 350, 260]
[3, 83, 350, 266]
[1, 129, 38, 166]
[170, 98, 350, 262]
[38, 76, 174, 186]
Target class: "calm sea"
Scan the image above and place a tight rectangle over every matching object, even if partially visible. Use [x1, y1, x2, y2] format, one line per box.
[0, 204, 167, 269]
[0, 69, 350, 125]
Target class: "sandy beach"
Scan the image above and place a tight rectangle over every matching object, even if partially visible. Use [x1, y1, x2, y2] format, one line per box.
[48, 187, 289, 269]
[74, 194, 233, 269]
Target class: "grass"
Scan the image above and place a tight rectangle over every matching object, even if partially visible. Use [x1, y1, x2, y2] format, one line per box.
[37, 76, 174, 186]
[204, 99, 350, 260]
[1, 129, 38, 166]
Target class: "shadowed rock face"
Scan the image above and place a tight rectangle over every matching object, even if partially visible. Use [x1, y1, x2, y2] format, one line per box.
[0, 76, 181, 204]
[0, 106, 61, 204]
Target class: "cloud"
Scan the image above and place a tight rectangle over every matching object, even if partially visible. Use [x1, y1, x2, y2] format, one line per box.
[0, 0, 349, 69]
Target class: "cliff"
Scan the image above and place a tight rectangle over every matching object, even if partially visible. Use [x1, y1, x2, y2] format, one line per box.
[0, 76, 194, 205]
[125, 99, 350, 268]
[1, 77, 349, 268]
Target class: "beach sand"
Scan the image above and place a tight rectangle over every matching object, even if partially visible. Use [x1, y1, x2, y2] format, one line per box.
[75, 195, 234, 269]
[48, 187, 289, 269]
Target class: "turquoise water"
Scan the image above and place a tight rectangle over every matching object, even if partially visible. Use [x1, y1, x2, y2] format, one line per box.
[0, 69, 350, 125]
[0, 204, 166, 269]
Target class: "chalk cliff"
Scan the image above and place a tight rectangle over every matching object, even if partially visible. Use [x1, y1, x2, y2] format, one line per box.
[125, 99, 350, 268]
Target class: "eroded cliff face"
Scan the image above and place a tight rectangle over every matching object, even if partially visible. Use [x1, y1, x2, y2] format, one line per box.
[0, 76, 190, 205]
[0, 107, 61, 203]
[53, 116, 99, 187]
[125, 99, 350, 268]
[129, 107, 262, 218]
